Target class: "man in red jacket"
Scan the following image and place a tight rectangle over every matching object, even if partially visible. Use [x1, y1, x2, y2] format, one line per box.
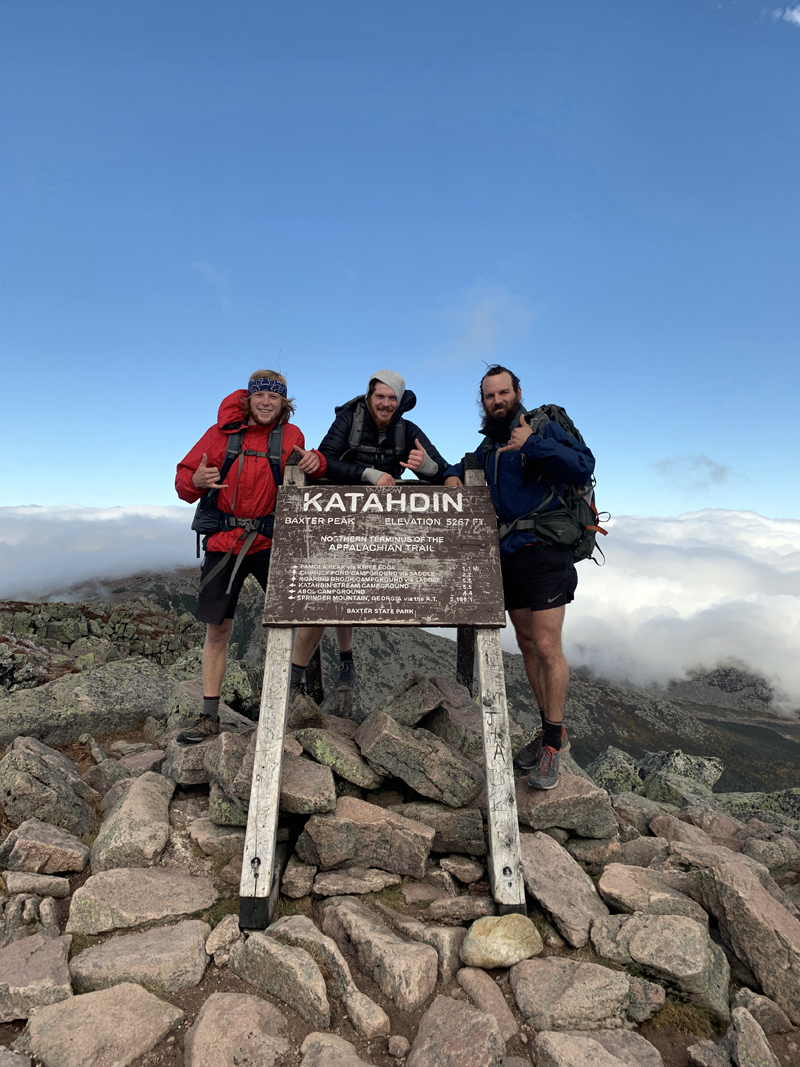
[175, 370, 325, 743]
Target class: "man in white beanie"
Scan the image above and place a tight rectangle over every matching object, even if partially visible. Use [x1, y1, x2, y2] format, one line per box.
[290, 370, 449, 708]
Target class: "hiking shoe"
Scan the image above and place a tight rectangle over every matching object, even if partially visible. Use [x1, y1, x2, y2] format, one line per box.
[514, 727, 568, 772]
[528, 745, 561, 790]
[176, 714, 220, 745]
[335, 660, 357, 692]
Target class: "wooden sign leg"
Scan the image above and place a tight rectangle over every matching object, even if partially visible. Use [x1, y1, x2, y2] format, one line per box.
[456, 626, 476, 695]
[475, 627, 526, 913]
[239, 626, 294, 929]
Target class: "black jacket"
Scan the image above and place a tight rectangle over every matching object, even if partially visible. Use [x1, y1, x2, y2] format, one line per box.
[318, 391, 449, 484]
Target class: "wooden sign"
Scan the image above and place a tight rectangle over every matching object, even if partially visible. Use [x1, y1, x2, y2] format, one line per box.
[262, 484, 504, 628]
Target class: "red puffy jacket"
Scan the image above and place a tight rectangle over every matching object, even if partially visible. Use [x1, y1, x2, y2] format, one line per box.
[175, 389, 326, 555]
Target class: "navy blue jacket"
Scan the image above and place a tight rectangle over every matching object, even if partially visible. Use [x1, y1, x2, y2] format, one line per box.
[318, 391, 449, 484]
[444, 419, 595, 557]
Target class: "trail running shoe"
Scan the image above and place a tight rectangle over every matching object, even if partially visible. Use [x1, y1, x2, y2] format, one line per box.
[335, 660, 357, 692]
[528, 744, 561, 791]
[176, 714, 220, 745]
[514, 726, 568, 772]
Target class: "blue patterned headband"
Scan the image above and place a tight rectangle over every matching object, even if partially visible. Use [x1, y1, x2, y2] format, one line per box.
[248, 378, 287, 397]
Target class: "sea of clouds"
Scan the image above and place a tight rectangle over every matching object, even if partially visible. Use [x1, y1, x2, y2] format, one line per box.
[1, 505, 798, 711]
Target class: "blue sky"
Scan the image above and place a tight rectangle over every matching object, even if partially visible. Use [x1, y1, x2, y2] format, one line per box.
[2, 0, 799, 518]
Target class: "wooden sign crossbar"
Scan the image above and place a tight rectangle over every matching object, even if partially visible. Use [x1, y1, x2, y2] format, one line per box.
[239, 458, 525, 927]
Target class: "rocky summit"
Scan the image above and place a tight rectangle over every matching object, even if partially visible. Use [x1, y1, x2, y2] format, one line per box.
[0, 583, 799, 1066]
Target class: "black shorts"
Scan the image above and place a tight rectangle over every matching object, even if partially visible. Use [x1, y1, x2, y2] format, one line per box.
[501, 543, 577, 612]
[196, 549, 271, 626]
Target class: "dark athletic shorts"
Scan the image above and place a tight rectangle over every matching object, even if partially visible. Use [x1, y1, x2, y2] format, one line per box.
[196, 548, 272, 625]
[501, 543, 578, 612]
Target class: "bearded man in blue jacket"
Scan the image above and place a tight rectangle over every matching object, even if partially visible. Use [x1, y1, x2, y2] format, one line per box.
[444, 365, 595, 790]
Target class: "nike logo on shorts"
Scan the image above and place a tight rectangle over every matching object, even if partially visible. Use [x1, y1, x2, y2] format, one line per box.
[547, 593, 564, 603]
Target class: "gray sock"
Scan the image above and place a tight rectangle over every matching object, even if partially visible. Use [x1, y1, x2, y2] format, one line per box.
[203, 696, 220, 721]
[290, 663, 306, 687]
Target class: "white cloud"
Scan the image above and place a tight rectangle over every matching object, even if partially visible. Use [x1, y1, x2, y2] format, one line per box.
[773, 6, 800, 26]
[560, 509, 800, 713]
[438, 284, 534, 366]
[1, 505, 798, 712]
[191, 260, 232, 316]
[0, 505, 197, 601]
[651, 453, 731, 491]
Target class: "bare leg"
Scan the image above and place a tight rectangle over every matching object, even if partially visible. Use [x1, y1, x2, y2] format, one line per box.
[509, 606, 568, 723]
[335, 626, 353, 653]
[292, 626, 326, 667]
[202, 619, 234, 697]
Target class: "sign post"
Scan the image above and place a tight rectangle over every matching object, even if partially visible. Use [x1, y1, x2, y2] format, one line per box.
[239, 469, 526, 925]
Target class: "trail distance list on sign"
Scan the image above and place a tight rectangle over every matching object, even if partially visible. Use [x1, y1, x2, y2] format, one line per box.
[262, 485, 505, 627]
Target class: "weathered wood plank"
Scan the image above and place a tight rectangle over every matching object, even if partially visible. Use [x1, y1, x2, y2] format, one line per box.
[476, 627, 526, 911]
[239, 626, 294, 928]
[456, 458, 486, 693]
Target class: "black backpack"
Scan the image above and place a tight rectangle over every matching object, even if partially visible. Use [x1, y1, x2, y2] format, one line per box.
[486, 405, 609, 563]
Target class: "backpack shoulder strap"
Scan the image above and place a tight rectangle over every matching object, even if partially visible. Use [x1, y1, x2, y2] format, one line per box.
[268, 425, 284, 488]
[218, 429, 246, 484]
[348, 400, 367, 452]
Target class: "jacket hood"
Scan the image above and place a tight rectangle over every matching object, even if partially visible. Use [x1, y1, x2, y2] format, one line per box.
[334, 390, 417, 422]
[217, 390, 249, 433]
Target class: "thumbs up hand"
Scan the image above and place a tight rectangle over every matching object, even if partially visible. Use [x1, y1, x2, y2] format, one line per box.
[400, 438, 427, 472]
[192, 453, 228, 490]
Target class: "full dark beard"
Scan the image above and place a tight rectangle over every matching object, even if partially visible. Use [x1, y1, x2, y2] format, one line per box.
[480, 400, 523, 442]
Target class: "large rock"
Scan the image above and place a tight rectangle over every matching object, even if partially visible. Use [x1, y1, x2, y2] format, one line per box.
[612, 792, 665, 835]
[27, 982, 184, 1067]
[406, 995, 506, 1067]
[312, 867, 401, 897]
[0, 660, 178, 746]
[390, 801, 486, 855]
[638, 750, 724, 788]
[0, 933, 72, 1022]
[67, 868, 218, 934]
[516, 774, 616, 839]
[425, 675, 522, 764]
[202, 728, 253, 795]
[320, 896, 438, 1012]
[282, 855, 317, 899]
[267, 914, 390, 1038]
[188, 817, 245, 856]
[460, 913, 543, 968]
[425, 897, 497, 924]
[591, 913, 730, 1019]
[381, 911, 466, 983]
[734, 987, 794, 1035]
[280, 756, 337, 814]
[598, 864, 709, 925]
[643, 772, 715, 808]
[0, 736, 99, 836]
[3, 872, 70, 898]
[457, 967, 518, 1041]
[534, 1030, 665, 1067]
[373, 673, 444, 726]
[723, 1006, 780, 1067]
[689, 857, 800, 1025]
[299, 1032, 374, 1067]
[0, 818, 89, 873]
[355, 712, 482, 808]
[585, 747, 644, 796]
[618, 836, 670, 868]
[230, 932, 330, 1028]
[509, 957, 637, 1031]
[650, 814, 714, 846]
[90, 771, 174, 872]
[295, 729, 385, 789]
[519, 832, 609, 948]
[296, 796, 434, 878]
[69, 919, 210, 993]
[184, 992, 289, 1067]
